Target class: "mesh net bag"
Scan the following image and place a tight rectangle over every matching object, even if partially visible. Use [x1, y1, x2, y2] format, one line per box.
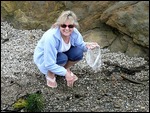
[86, 45, 102, 70]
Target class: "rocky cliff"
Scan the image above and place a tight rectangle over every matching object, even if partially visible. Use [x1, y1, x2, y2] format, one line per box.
[1, 1, 149, 59]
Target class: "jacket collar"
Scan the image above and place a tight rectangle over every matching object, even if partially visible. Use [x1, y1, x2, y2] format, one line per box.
[53, 27, 62, 40]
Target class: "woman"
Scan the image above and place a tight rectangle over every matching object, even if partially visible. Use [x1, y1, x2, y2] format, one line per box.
[33, 10, 99, 88]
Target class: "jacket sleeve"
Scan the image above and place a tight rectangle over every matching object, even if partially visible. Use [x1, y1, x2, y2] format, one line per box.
[72, 28, 88, 52]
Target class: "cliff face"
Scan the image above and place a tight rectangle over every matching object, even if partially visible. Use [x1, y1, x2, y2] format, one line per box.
[1, 1, 149, 59]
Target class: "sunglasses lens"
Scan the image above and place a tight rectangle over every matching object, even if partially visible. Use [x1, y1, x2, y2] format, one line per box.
[61, 24, 67, 28]
[68, 25, 74, 28]
[61, 24, 74, 28]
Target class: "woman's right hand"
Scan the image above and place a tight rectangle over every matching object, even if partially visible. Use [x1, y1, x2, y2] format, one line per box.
[65, 71, 73, 81]
[65, 70, 78, 87]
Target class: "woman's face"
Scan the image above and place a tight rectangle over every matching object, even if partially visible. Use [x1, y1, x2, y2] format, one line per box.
[60, 20, 74, 38]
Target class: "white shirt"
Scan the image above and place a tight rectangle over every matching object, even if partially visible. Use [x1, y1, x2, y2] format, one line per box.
[60, 38, 71, 52]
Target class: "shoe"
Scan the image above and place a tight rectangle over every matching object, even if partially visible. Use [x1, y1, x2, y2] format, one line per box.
[46, 76, 57, 88]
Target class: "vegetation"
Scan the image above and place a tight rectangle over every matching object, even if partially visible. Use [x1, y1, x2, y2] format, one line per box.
[13, 92, 45, 112]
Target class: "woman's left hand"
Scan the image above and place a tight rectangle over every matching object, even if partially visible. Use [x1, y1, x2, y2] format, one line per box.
[86, 42, 99, 50]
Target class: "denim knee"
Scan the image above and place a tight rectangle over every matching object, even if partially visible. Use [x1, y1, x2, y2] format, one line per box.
[65, 46, 84, 61]
[56, 53, 68, 65]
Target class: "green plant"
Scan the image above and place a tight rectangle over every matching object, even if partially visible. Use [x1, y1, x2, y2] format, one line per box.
[25, 93, 45, 112]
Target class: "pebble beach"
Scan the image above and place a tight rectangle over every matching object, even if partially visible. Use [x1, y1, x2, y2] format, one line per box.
[1, 21, 149, 112]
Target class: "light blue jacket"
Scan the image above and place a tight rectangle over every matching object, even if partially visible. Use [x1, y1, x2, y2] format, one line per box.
[33, 27, 87, 76]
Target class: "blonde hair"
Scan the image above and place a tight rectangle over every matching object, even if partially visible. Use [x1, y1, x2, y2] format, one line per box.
[51, 10, 79, 29]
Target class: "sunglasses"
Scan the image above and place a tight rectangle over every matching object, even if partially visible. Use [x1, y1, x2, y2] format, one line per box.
[60, 24, 74, 28]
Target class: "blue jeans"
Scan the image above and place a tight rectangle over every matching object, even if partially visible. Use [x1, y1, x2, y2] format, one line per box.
[56, 46, 84, 65]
